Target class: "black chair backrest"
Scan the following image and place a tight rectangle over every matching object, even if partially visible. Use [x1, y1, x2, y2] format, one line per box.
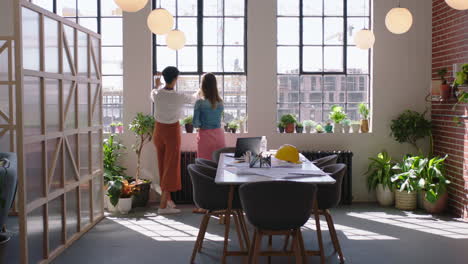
[317, 163, 346, 210]
[212, 147, 236, 163]
[195, 158, 217, 170]
[188, 164, 241, 211]
[313, 154, 338, 169]
[240, 181, 316, 231]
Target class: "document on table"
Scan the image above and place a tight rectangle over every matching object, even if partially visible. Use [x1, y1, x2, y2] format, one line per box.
[224, 167, 326, 179]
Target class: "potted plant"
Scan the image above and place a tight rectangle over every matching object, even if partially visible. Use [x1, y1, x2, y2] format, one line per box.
[351, 121, 360, 133]
[391, 155, 423, 210]
[228, 121, 239, 133]
[115, 122, 123, 133]
[280, 114, 297, 133]
[106, 175, 125, 212]
[437, 68, 451, 101]
[110, 122, 117, 133]
[324, 122, 333, 133]
[295, 122, 304, 133]
[329, 105, 347, 133]
[181, 115, 194, 133]
[277, 122, 285, 133]
[128, 113, 155, 207]
[358, 103, 370, 133]
[239, 115, 248, 133]
[118, 180, 138, 214]
[103, 134, 127, 210]
[303, 120, 315, 133]
[315, 124, 324, 133]
[454, 63, 468, 93]
[342, 119, 351, 133]
[390, 110, 432, 155]
[365, 151, 395, 206]
[419, 155, 450, 214]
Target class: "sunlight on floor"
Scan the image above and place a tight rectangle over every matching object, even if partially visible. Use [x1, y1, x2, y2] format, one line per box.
[348, 212, 468, 239]
[303, 219, 398, 240]
[107, 213, 227, 242]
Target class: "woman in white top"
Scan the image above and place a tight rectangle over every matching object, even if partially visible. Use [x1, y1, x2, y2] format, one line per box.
[151, 66, 194, 214]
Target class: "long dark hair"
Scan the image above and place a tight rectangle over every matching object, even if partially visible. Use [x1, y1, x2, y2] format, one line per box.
[200, 73, 223, 109]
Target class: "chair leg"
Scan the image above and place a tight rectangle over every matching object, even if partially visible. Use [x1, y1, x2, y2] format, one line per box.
[292, 230, 302, 264]
[283, 234, 290, 252]
[324, 210, 344, 263]
[268, 235, 273, 264]
[248, 230, 258, 264]
[252, 230, 263, 264]
[222, 212, 232, 264]
[236, 210, 251, 248]
[297, 229, 307, 264]
[198, 213, 211, 252]
[191, 213, 210, 263]
[233, 211, 245, 251]
[313, 202, 326, 264]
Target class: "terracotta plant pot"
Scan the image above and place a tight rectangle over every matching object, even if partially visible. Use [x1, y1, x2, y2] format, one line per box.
[423, 191, 448, 214]
[360, 119, 369, 133]
[376, 184, 395, 207]
[118, 197, 133, 214]
[440, 84, 451, 101]
[395, 190, 417, 210]
[285, 123, 295, 133]
[351, 124, 360, 133]
[185, 124, 194, 133]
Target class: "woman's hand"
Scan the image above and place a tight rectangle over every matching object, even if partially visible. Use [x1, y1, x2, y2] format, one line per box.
[154, 72, 162, 89]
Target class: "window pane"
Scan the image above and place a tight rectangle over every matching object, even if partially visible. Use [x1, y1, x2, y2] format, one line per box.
[101, 18, 122, 45]
[31, 0, 53, 12]
[177, 75, 199, 94]
[303, 0, 322, 16]
[178, 18, 197, 45]
[78, 18, 97, 33]
[347, 103, 366, 121]
[348, 0, 370, 17]
[277, 103, 299, 122]
[348, 18, 369, 46]
[277, 75, 299, 103]
[324, 0, 343, 16]
[156, 47, 176, 71]
[57, 0, 76, 17]
[204, 17, 224, 45]
[324, 47, 343, 72]
[224, 47, 244, 72]
[278, 18, 299, 45]
[224, 75, 246, 104]
[303, 18, 322, 45]
[278, 47, 299, 74]
[204, 0, 223, 16]
[101, 0, 123, 16]
[102, 76, 123, 93]
[161, 0, 176, 15]
[102, 47, 123, 74]
[177, 47, 197, 72]
[347, 76, 368, 102]
[301, 76, 322, 102]
[22, 8, 41, 71]
[77, 0, 97, 17]
[303, 47, 323, 72]
[178, 0, 197, 16]
[225, 18, 244, 45]
[224, 105, 246, 123]
[324, 75, 345, 91]
[300, 104, 323, 123]
[277, 0, 299, 16]
[324, 18, 344, 45]
[347, 46, 369, 74]
[44, 17, 59, 73]
[225, 0, 244, 16]
[203, 46, 223, 72]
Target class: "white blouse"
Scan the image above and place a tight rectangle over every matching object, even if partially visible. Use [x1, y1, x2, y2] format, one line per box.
[151, 89, 195, 124]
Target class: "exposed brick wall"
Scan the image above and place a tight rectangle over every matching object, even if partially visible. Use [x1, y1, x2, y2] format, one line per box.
[431, 0, 468, 219]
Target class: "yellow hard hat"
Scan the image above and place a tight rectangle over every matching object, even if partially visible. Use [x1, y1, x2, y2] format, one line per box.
[275, 144, 302, 164]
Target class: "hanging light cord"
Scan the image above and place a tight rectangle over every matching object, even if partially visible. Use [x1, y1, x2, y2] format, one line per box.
[397, 0, 401, 8]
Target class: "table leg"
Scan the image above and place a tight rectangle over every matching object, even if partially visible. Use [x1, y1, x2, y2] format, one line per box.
[313, 192, 325, 264]
[222, 185, 235, 264]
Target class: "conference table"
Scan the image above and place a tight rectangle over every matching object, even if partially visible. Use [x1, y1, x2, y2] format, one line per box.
[215, 153, 336, 264]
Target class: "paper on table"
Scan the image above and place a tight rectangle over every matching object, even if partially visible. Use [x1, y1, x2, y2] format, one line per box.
[225, 167, 326, 179]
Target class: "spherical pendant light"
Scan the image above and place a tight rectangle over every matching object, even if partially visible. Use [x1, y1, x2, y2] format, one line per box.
[445, 0, 468, 10]
[354, 29, 375, 50]
[147, 8, 174, 35]
[385, 7, 413, 34]
[114, 0, 148, 12]
[166, 30, 186, 50]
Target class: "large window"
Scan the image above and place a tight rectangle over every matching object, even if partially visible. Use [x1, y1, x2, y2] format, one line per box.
[30, 0, 123, 132]
[153, 0, 247, 123]
[277, 0, 371, 124]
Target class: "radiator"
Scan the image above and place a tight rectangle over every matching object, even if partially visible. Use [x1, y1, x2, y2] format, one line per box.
[301, 150, 353, 205]
[174, 150, 353, 205]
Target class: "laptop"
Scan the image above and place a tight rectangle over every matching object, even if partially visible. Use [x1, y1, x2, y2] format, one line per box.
[234, 137, 262, 158]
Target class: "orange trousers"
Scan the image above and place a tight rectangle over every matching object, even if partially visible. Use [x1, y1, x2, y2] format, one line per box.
[153, 122, 182, 192]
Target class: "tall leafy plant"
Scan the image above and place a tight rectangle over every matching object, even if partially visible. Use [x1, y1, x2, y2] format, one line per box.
[390, 110, 432, 155]
[129, 113, 155, 182]
[280, 114, 297, 125]
[391, 155, 426, 193]
[103, 134, 127, 184]
[329, 105, 347, 124]
[419, 155, 450, 203]
[358, 103, 369, 120]
[365, 151, 395, 191]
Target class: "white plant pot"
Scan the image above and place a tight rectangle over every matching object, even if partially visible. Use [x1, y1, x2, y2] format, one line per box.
[305, 126, 312, 133]
[105, 195, 118, 213]
[118, 197, 133, 214]
[395, 190, 417, 210]
[343, 125, 351, 133]
[239, 122, 245, 134]
[351, 124, 360, 133]
[376, 184, 394, 206]
[334, 123, 343, 133]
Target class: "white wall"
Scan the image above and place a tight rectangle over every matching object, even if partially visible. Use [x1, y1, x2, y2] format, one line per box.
[0, 0, 15, 36]
[122, 0, 432, 201]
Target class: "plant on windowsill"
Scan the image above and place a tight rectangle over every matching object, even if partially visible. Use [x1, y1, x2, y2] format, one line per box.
[418, 155, 450, 214]
[324, 122, 333, 133]
[277, 122, 285, 133]
[390, 110, 432, 156]
[110, 122, 117, 134]
[342, 119, 351, 133]
[358, 103, 370, 133]
[365, 151, 395, 206]
[280, 114, 297, 133]
[315, 124, 324, 133]
[181, 115, 194, 133]
[351, 121, 360, 133]
[329, 105, 347, 133]
[303, 120, 316, 133]
[452, 64, 468, 125]
[437, 68, 451, 101]
[391, 155, 423, 210]
[295, 122, 304, 133]
[128, 113, 154, 207]
[116, 122, 124, 133]
[228, 121, 240, 133]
